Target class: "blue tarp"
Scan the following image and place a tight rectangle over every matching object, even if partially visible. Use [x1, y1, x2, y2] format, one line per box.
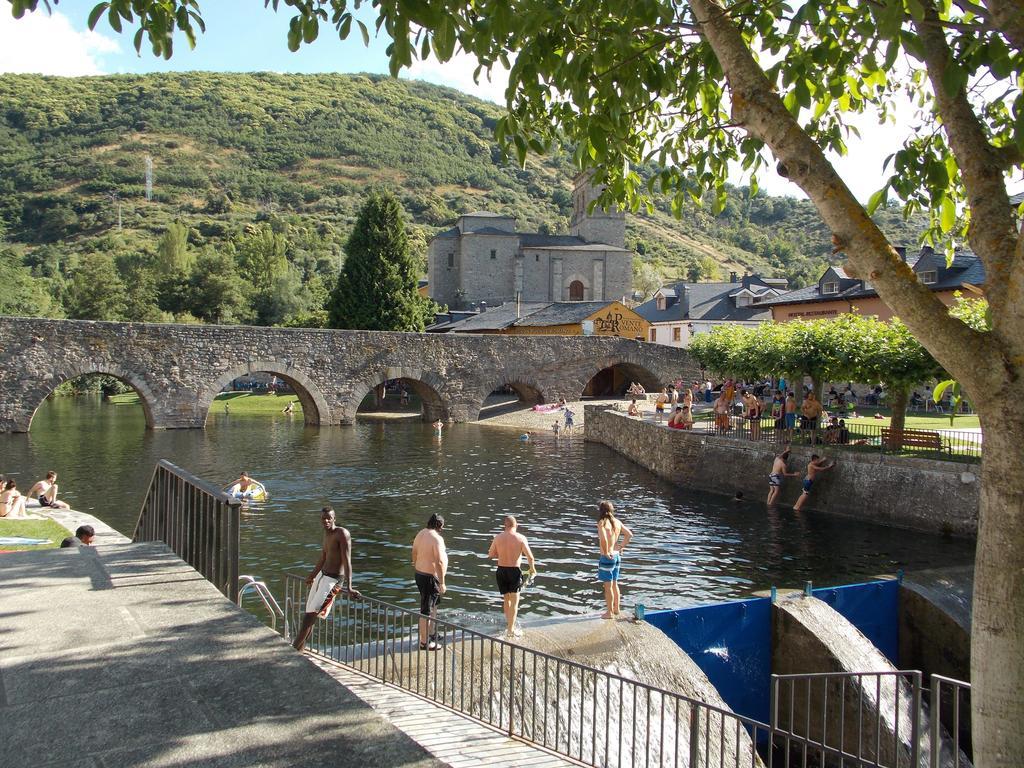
[645, 579, 901, 722]
[811, 579, 900, 664]
[646, 597, 772, 723]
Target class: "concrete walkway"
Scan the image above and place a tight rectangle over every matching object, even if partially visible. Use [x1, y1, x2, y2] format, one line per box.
[0, 542, 442, 768]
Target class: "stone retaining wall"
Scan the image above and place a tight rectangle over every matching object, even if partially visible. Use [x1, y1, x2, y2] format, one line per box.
[584, 406, 978, 536]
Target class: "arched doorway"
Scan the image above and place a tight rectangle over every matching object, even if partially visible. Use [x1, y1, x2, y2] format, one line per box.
[200, 363, 329, 426]
[569, 280, 585, 301]
[582, 362, 662, 398]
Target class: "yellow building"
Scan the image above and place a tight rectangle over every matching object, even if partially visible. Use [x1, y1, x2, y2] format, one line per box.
[429, 300, 649, 340]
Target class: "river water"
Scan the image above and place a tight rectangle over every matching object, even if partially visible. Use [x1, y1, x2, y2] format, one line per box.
[3, 397, 974, 629]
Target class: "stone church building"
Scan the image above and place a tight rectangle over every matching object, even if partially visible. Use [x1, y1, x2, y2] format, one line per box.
[427, 175, 632, 309]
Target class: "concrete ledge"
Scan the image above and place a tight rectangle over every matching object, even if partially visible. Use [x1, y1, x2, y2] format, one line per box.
[585, 406, 978, 536]
[0, 542, 441, 768]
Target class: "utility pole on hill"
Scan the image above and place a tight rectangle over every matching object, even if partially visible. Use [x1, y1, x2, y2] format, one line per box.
[108, 192, 122, 229]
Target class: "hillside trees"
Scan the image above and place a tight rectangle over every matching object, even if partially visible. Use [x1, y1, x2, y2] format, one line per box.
[328, 190, 435, 331]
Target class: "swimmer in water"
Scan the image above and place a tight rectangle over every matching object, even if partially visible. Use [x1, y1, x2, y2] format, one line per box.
[519, 432, 531, 441]
[433, 419, 443, 433]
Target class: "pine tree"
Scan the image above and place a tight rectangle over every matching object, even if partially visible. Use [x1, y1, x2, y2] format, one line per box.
[328, 191, 433, 331]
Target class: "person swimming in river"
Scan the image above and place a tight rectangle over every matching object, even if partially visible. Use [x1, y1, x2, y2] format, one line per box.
[433, 419, 444, 434]
[228, 472, 260, 499]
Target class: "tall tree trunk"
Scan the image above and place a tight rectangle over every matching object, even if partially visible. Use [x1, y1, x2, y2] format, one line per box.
[888, 387, 909, 435]
[973, 407, 1024, 766]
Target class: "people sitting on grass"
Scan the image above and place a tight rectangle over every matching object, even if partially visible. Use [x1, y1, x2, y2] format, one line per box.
[0, 479, 28, 519]
[28, 471, 70, 509]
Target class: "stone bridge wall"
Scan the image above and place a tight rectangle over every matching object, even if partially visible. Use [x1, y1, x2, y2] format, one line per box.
[0, 317, 698, 432]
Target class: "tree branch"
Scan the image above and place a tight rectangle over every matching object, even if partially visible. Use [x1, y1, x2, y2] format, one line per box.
[914, 2, 1021, 357]
[983, 0, 1024, 55]
[686, 0, 1002, 395]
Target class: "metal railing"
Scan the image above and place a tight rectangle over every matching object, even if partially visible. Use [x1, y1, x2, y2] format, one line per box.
[280, 574, 973, 768]
[284, 573, 773, 768]
[772, 670, 972, 768]
[238, 575, 285, 632]
[930, 676, 972, 768]
[133, 460, 242, 601]
[694, 415, 981, 462]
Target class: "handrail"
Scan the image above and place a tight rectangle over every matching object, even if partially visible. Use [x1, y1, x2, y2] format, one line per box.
[133, 460, 242, 601]
[772, 669, 972, 768]
[283, 572, 769, 768]
[238, 575, 284, 631]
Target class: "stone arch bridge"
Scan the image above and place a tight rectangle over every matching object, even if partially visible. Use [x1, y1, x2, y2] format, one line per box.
[0, 317, 698, 432]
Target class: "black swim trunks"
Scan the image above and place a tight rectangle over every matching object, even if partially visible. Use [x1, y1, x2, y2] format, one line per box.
[415, 572, 441, 615]
[37, 496, 53, 507]
[495, 566, 523, 595]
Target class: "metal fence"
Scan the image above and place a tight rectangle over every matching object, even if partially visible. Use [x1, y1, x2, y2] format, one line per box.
[696, 415, 981, 462]
[133, 459, 242, 600]
[284, 574, 773, 768]
[772, 670, 972, 768]
[281, 575, 973, 768]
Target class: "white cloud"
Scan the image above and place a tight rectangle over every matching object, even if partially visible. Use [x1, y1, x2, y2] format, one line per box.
[403, 49, 510, 105]
[0, 9, 120, 76]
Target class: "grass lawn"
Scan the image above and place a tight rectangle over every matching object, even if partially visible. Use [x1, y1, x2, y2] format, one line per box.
[109, 391, 303, 414]
[0, 518, 72, 551]
[840, 408, 980, 430]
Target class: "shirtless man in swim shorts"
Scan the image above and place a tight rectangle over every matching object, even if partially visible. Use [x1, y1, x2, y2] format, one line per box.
[654, 388, 668, 423]
[793, 455, 836, 512]
[412, 513, 447, 650]
[293, 507, 361, 652]
[488, 516, 536, 637]
[767, 449, 799, 507]
[28, 471, 70, 509]
[741, 390, 762, 440]
[596, 500, 633, 619]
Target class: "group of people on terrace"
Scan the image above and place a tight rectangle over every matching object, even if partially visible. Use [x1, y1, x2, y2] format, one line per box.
[625, 376, 865, 446]
[0, 471, 70, 518]
[291, 500, 633, 653]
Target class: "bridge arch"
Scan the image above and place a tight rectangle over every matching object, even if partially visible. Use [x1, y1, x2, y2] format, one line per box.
[199, 360, 330, 426]
[470, 371, 548, 421]
[17, 363, 158, 432]
[574, 357, 664, 399]
[342, 367, 450, 423]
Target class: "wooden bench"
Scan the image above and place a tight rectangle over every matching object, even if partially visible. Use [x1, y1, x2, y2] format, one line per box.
[880, 427, 945, 452]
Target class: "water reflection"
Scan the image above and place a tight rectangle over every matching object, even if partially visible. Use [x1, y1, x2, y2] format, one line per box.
[4, 396, 975, 625]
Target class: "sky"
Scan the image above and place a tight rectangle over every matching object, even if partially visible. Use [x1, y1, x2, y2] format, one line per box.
[0, 1, 972, 202]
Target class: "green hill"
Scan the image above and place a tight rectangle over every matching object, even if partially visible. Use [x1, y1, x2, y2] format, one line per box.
[0, 71, 926, 323]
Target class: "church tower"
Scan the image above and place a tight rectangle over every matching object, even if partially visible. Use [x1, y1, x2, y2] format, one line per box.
[569, 172, 626, 249]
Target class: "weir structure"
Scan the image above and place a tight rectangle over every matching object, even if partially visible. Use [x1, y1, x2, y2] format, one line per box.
[0, 316, 696, 432]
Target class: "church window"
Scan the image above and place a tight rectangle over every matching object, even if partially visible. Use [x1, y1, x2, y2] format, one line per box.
[447, 253, 454, 268]
[490, 249, 497, 259]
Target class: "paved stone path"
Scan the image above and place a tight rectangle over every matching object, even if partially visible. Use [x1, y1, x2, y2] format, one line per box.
[0, 542, 442, 768]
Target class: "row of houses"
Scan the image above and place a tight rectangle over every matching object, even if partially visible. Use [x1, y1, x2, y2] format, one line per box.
[422, 174, 998, 344]
[635, 245, 985, 348]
